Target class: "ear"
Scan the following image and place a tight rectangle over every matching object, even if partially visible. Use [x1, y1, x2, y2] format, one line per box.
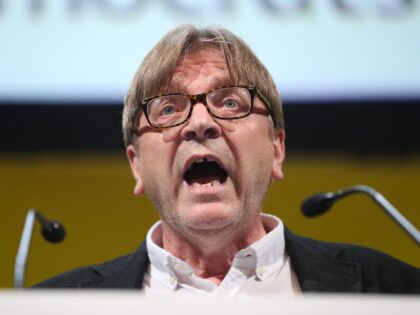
[126, 144, 145, 196]
[271, 129, 286, 180]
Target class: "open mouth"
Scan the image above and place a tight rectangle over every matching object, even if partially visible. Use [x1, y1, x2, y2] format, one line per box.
[184, 158, 228, 187]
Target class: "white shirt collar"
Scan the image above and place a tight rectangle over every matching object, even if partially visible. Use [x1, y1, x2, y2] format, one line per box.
[146, 213, 286, 291]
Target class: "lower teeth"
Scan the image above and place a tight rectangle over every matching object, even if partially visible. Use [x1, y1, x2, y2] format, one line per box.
[192, 180, 220, 188]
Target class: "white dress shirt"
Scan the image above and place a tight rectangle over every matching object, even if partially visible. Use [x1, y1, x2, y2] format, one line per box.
[143, 214, 301, 297]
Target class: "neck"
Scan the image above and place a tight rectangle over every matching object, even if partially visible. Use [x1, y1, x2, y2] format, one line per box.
[157, 217, 267, 285]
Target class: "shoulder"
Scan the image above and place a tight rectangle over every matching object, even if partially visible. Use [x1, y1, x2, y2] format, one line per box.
[333, 241, 420, 292]
[34, 242, 149, 289]
[285, 229, 420, 293]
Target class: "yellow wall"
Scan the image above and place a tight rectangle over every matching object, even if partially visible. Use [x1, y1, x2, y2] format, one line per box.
[1, 153, 419, 288]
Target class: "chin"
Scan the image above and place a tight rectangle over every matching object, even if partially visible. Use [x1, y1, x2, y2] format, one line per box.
[179, 204, 239, 231]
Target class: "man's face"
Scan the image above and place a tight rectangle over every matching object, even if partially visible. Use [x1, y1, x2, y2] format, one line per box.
[127, 48, 285, 237]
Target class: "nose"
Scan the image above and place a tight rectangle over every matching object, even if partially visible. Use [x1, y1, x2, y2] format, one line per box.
[181, 103, 222, 141]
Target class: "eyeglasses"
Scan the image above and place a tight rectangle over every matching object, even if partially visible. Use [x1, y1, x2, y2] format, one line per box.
[136, 85, 271, 129]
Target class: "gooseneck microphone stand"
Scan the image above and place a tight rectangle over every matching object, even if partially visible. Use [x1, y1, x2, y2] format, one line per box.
[301, 185, 420, 245]
[14, 209, 66, 288]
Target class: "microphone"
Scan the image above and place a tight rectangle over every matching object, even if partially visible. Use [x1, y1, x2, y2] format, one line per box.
[301, 192, 338, 217]
[38, 213, 66, 243]
[14, 209, 66, 288]
[301, 185, 420, 245]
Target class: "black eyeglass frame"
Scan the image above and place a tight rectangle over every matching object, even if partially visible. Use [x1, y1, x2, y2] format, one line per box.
[133, 85, 272, 129]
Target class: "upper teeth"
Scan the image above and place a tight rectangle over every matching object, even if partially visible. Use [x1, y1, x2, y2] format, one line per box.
[186, 157, 221, 173]
[191, 157, 217, 166]
[195, 158, 206, 163]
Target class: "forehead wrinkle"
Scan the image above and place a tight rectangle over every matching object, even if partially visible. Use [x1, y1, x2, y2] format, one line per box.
[167, 48, 232, 95]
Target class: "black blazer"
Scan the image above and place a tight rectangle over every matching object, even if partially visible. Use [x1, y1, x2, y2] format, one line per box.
[35, 229, 420, 293]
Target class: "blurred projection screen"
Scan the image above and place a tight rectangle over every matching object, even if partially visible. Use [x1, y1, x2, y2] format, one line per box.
[1, 0, 419, 103]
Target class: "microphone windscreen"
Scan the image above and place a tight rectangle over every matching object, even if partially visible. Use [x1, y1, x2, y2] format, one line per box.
[301, 193, 335, 217]
[41, 221, 66, 243]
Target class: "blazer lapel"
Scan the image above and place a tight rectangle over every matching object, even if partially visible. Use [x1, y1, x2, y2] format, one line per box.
[91, 241, 150, 289]
[284, 228, 362, 292]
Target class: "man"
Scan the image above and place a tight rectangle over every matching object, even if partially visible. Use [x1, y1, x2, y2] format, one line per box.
[36, 25, 420, 294]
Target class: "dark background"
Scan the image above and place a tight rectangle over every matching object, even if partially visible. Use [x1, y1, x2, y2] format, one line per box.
[1, 101, 419, 153]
